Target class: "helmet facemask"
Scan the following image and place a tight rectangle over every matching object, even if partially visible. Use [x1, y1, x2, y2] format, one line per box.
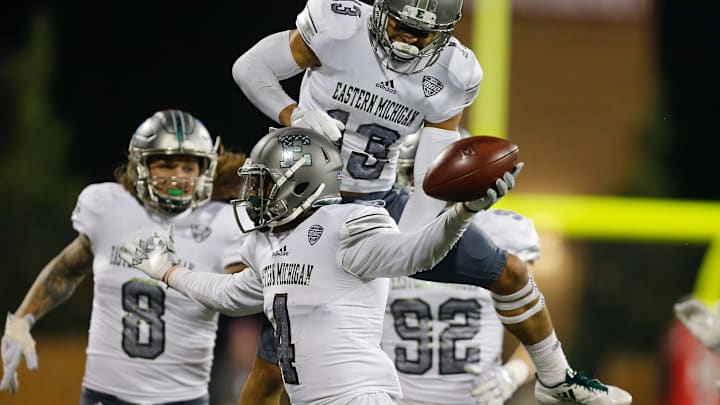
[137, 155, 214, 214]
[369, 0, 460, 74]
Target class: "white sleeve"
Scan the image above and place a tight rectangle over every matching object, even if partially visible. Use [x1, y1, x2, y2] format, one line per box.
[231, 30, 303, 123]
[397, 126, 460, 233]
[167, 267, 264, 317]
[339, 204, 473, 279]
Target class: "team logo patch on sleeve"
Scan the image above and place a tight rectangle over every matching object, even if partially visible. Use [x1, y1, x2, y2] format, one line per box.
[191, 224, 212, 242]
[308, 225, 324, 245]
[422, 75, 444, 97]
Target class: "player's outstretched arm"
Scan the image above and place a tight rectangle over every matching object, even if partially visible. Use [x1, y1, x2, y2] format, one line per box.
[340, 163, 523, 279]
[120, 225, 263, 317]
[1, 233, 93, 394]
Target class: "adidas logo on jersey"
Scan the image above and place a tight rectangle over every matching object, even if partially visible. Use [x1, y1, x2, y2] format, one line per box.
[272, 245, 289, 257]
[375, 80, 397, 94]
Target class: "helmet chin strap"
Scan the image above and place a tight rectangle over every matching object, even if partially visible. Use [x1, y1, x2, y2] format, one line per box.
[268, 183, 326, 230]
[391, 41, 420, 60]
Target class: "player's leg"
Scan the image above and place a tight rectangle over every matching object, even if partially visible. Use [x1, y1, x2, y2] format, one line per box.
[238, 317, 285, 405]
[345, 186, 630, 403]
[427, 231, 631, 404]
[385, 199, 631, 403]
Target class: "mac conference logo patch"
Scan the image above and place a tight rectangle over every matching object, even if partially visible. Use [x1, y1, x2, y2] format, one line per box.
[191, 224, 212, 242]
[422, 75, 444, 97]
[308, 225, 324, 245]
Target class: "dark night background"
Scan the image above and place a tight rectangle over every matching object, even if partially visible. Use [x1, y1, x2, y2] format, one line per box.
[1, 3, 305, 176]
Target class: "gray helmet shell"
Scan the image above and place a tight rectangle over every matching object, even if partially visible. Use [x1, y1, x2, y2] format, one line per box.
[234, 127, 342, 232]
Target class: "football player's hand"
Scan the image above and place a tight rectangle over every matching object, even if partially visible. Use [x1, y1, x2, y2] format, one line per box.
[119, 224, 181, 282]
[465, 360, 527, 404]
[1, 313, 37, 394]
[674, 297, 720, 354]
[463, 162, 524, 213]
[290, 107, 345, 142]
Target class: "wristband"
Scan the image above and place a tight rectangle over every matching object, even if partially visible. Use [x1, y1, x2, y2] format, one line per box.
[162, 265, 184, 285]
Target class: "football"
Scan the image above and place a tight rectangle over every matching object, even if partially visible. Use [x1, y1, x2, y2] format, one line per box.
[422, 136, 519, 201]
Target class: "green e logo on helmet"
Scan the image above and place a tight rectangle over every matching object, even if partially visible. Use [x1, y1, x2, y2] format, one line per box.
[278, 134, 313, 168]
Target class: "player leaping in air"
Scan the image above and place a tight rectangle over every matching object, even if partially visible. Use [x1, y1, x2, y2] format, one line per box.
[231, 0, 632, 403]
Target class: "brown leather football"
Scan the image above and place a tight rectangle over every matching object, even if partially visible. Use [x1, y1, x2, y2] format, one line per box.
[423, 136, 519, 201]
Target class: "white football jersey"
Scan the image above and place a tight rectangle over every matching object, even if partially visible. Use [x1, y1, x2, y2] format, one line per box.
[71, 183, 245, 403]
[383, 209, 540, 404]
[295, 0, 483, 193]
[168, 201, 473, 404]
[235, 203, 402, 405]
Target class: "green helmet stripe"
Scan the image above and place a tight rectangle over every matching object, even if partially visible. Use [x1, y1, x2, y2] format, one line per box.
[171, 110, 185, 146]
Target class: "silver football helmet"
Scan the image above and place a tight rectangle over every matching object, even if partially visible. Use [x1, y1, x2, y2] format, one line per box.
[233, 127, 343, 232]
[369, 0, 462, 74]
[129, 110, 220, 214]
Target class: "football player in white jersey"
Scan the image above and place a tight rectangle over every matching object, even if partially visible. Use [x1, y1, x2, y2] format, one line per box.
[233, 0, 477, 227]
[232, 1, 631, 403]
[0, 110, 248, 405]
[388, 132, 537, 404]
[118, 127, 509, 405]
[383, 209, 539, 405]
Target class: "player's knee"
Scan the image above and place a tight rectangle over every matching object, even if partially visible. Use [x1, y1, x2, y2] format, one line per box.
[490, 255, 545, 325]
[492, 254, 530, 294]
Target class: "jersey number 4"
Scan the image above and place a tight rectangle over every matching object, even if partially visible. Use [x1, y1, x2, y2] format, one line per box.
[391, 297, 481, 375]
[274, 294, 300, 384]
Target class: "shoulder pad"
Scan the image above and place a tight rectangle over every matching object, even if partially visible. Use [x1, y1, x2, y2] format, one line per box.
[475, 209, 541, 262]
[296, 0, 368, 46]
[344, 204, 397, 237]
[443, 37, 483, 99]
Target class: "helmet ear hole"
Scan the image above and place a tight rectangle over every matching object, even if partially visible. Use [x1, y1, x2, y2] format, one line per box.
[320, 146, 330, 163]
[294, 182, 310, 195]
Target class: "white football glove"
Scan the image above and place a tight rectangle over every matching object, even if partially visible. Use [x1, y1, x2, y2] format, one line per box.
[119, 224, 181, 282]
[463, 162, 524, 213]
[674, 297, 720, 354]
[290, 107, 345, 142]
[1, 313, 37, 394]
[465, 360, 529, 405]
